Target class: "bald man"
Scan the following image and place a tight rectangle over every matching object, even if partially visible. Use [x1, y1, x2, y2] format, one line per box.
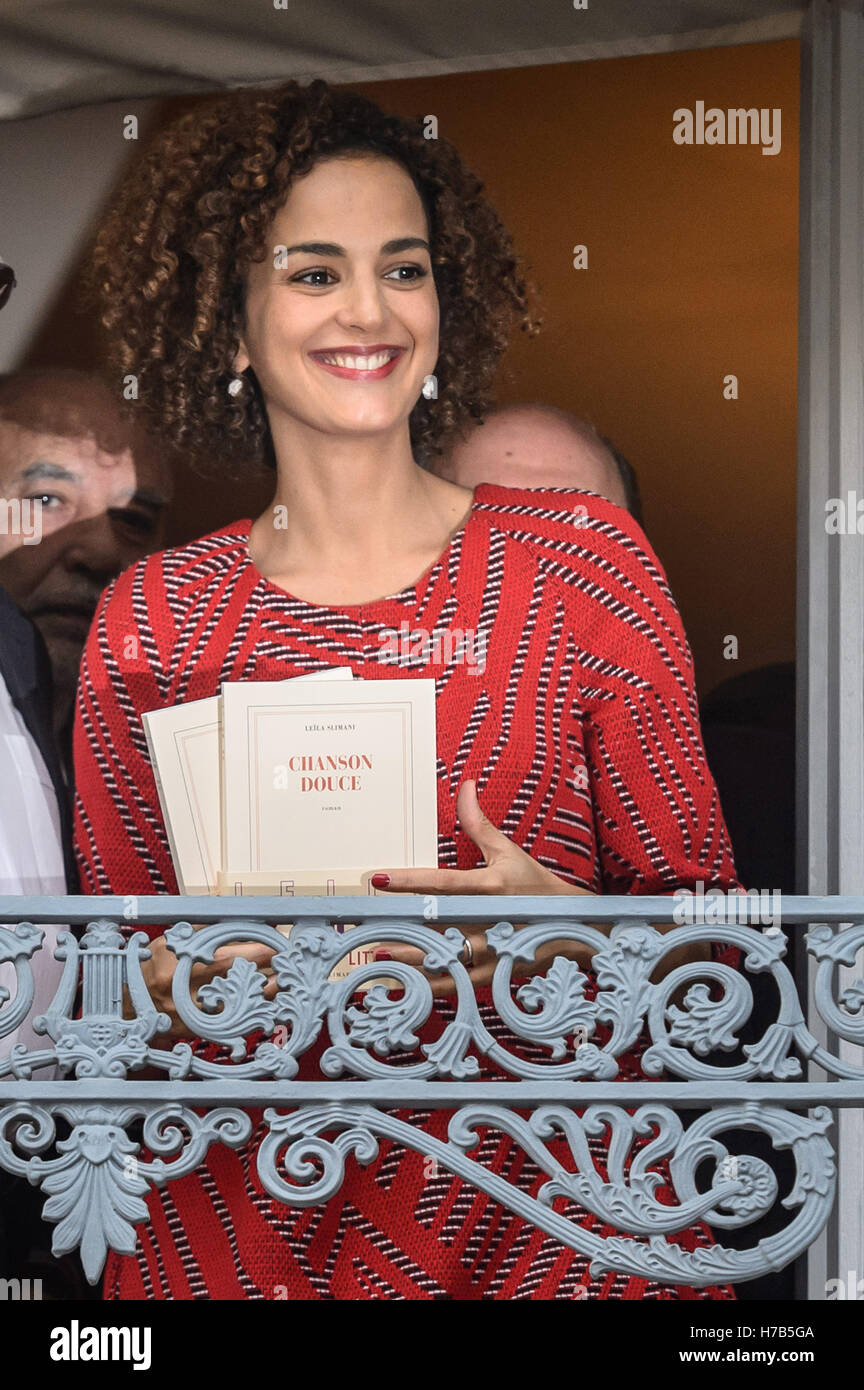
[435, 403, 642, 522]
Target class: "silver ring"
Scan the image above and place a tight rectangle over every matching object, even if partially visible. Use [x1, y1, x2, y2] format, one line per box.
[461, 936, 474, 968]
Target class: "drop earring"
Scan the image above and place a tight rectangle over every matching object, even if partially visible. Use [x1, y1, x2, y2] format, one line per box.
[421, 374, 438, 400]
[227, 377, 244, 397]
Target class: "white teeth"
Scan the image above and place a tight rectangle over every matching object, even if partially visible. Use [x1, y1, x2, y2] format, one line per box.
[318, 351, 397, 370]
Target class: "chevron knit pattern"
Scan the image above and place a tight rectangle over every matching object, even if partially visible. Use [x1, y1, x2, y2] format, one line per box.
[74, 484, 740, 1301]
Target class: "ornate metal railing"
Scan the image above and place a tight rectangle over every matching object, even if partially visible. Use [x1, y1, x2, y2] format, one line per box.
[0, 893, 861, 1289]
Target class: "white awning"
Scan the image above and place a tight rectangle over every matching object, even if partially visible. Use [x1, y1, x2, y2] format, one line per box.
[0, 0, 804, 120]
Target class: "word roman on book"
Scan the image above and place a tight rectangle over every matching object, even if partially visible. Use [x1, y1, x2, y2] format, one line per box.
[142, 670, 438, 980]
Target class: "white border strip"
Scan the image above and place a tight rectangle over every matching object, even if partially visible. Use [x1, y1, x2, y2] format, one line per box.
[292, 14, 805, 86]
[2, 12, 804, 120]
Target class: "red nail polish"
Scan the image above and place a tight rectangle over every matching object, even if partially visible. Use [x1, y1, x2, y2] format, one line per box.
[371, 873, 390, 889]
[373, 949, 392, 962]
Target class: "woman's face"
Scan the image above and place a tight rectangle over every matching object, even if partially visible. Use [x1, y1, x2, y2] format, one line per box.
[236, 154, 439, 444]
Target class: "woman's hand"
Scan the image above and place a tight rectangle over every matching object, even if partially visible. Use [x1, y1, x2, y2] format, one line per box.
[370, 780, 595, 997]
[368, 781, 711, 998]
[130, 932, 278, 1041]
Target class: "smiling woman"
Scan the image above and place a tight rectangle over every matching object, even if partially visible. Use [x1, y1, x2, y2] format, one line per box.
[75, 78, 742, 1303]
[87, 80, 531, 474]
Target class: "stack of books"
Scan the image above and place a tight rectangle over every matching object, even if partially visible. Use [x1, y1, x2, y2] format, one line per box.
[142, 670, 438, 979]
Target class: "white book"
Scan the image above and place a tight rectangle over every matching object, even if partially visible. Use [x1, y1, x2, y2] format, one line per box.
[221, 677, 438, 885]
[219, 676, 438, 989]
[142, 668, 354, 895]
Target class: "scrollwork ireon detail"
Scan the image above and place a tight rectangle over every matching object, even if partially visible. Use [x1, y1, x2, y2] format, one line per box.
[0, 1100, 252, 1281]
[0, 901, 862, 1285]
[806, 924, 864, 1076]
[320, 922, 479, 1080]
[256, 1101, 836, 1287]
[3, 911, 864, 1083]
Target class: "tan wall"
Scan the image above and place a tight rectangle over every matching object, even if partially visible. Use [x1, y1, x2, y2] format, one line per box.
[357, 42, 799, 696]
[20, 40, 799, 696]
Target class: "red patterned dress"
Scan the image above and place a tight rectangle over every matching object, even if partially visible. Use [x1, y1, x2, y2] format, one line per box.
[74, 484, 740, 1300]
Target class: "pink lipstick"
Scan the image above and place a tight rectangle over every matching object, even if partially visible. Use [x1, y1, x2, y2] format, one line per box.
[308, 345, 406, 381]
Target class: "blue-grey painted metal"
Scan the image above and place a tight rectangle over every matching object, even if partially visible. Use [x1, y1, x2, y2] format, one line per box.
[0, 894, 860, 1287]
[797, 0, 864, 1301]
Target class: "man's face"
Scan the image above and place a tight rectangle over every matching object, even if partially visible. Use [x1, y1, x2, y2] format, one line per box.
[0, 422, 168, 707]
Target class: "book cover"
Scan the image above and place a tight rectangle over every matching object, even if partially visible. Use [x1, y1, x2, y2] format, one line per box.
[142, 668, 354, 894]
[221, 677, 438, 881]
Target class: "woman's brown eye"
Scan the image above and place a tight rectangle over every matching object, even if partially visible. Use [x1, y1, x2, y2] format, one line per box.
[385, 265, 427, 282]
[294, 269, 335, 287]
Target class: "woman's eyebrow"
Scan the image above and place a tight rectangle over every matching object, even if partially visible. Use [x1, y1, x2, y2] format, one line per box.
[282, 242, 345, 257]
[281, 237, 430, 258]
[380, 237, 430, 254]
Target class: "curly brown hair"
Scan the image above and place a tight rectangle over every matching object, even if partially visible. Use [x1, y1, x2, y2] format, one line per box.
[87, 79, 539, 472]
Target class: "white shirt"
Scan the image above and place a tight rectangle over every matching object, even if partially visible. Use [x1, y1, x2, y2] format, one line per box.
[0, 669, 66, 1071]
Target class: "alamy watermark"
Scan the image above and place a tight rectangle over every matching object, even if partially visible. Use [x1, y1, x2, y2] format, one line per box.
[672, 884, 782, 926]
[377, 621, 487, 676]
[826, 1270, 864, 1299]
[673, 103, 781, 157]
[0, 497, 42, 545]
[825, 491, 864, 534]
[49, 1320, 151, 1370]
[0, 1276, 42, 1300]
